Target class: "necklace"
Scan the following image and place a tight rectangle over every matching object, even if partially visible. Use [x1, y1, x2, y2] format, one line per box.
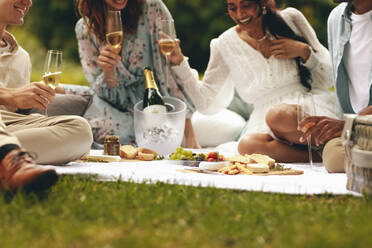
[239, 30, 272, 58]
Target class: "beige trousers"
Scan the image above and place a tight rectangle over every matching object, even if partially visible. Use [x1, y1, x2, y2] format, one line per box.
[0, 111, 93, 165]
[322, 137, 345, 173]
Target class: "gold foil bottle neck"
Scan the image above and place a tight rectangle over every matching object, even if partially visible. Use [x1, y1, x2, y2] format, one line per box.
[144, 67, 158, 90]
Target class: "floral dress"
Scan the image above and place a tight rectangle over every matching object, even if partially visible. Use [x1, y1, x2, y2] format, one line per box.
[65, 0, 194, 148]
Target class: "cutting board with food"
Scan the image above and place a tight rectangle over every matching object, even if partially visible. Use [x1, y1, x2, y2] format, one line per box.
[178, 152, 304, 176]
[79, 145, 160, 162]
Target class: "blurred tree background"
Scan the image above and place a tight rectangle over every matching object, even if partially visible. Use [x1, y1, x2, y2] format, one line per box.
[9, 0, 338, 85]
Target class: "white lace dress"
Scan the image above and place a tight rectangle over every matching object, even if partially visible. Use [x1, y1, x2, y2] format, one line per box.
[171, 8, 340, 139]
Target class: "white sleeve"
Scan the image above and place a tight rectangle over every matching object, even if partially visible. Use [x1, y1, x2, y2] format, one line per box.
[284, 8, 333, 88]
[171, 39, 234, 114]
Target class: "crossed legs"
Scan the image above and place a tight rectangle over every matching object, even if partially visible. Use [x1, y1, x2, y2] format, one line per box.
[238, 103, 321, 163]
[2, 111, 93, 164]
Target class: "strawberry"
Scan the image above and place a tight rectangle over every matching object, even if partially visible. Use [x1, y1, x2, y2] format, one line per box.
[208, 152, 217, 159]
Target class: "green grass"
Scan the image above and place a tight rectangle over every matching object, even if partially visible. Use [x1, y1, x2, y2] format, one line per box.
[1, 176, 371, 248]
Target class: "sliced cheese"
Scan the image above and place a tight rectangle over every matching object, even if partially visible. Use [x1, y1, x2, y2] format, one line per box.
[228, 154, 252, 164]
[244, 163, 270, 173]
[199, 161, 228, 171]
[248, 154, 275, 168]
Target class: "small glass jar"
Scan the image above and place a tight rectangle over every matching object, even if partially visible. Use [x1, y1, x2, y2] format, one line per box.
[104, 135, 120, 156]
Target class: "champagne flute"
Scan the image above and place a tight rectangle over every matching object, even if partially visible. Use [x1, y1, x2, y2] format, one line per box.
[105, 10, 123, 82]
[157, 19, 177, 88]
[43, 50, 62, 116]
[106, 10, 123, 49]
[297, 93, 316, 166]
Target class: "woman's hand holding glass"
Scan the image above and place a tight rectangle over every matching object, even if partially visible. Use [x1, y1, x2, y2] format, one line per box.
[158, 32, 184, 66]
[98, 46, 122, 87]
[157, 19, 179, 87]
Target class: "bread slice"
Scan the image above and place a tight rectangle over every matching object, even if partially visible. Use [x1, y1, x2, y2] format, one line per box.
[137, 147, 158, 159]
[138, 152, 155, 161]
[120, 145, 138, 159]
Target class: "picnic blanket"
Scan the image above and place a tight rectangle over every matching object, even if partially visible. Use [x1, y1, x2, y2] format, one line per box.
[47, 150, 359, 196]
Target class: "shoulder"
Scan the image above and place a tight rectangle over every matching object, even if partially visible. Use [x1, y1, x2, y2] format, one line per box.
[3, 32, 30, 60]
[75, 18, 89, 39]
[210, 27, 237, 52]
[17, 46, 30, 60]
[144, 0, 163, 5]
[215, 27, 236, 44]
[75, 18, 85, 30]
[328, 3, 347, 24]
[279, 7, 307, 24]
[143, 0, 171, 19]
[145, 0, 168, 11]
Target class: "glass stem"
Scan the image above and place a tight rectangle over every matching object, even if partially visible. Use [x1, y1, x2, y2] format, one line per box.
[307, 135, 313, 166]
[44, 98, 49, 116]
[165, 56, 169, 89]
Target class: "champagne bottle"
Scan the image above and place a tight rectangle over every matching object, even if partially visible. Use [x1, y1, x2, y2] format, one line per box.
[143, 67, 166, 114]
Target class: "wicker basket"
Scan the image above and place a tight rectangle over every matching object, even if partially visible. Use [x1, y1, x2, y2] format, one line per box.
[342, 114, 372, 194]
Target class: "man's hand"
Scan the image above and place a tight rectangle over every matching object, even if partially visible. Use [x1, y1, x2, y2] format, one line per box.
[358, 105, 372, 115]
[8, 82, 55, 110]
[298, 116, 345, 146]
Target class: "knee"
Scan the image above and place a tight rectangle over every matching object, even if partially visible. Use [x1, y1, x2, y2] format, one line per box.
[266, 103, 293, 131]
[238, 134, 269, 155]
[322, 138, 345, 173]
[67, 116, 93, 148]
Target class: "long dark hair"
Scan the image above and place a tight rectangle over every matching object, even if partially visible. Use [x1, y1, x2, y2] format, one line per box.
[346, 1, 353, 17]
[224, 0, 312, 91]
[75, 0, 144, 42]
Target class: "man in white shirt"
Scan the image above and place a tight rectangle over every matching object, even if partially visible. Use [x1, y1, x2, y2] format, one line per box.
[0, 0, 93, 192]
[299, 0, 372, 173]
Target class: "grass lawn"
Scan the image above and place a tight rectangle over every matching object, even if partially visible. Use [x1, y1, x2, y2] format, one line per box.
[0, 176, 371, 248]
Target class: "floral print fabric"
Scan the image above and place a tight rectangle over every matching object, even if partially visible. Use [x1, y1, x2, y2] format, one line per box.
[65, 0, 194, 148]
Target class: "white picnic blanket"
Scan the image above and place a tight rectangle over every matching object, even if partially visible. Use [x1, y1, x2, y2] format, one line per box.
[47, 150, 359, 196]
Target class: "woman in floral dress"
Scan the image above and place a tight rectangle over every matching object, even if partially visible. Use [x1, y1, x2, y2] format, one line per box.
[68, 0, 195, 148]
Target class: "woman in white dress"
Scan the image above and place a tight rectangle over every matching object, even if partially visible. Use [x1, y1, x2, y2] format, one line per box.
[165, 0, 339, 162]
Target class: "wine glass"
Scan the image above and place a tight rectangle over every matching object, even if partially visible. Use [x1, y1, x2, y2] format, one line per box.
[105, 10, 123, 81]
[297, 92, 316, 166]
[43, 50, 62, 116]
[106, 10, 123, 49]
[157, 19, 177, 88]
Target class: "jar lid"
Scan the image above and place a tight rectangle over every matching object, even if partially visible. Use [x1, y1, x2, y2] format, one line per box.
[104, 135, 120, 142]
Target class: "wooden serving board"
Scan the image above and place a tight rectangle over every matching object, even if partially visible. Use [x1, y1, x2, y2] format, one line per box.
[178, 168, 303, 176]
[77, 154, 147, 163]
[256, 169, 304, 176]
